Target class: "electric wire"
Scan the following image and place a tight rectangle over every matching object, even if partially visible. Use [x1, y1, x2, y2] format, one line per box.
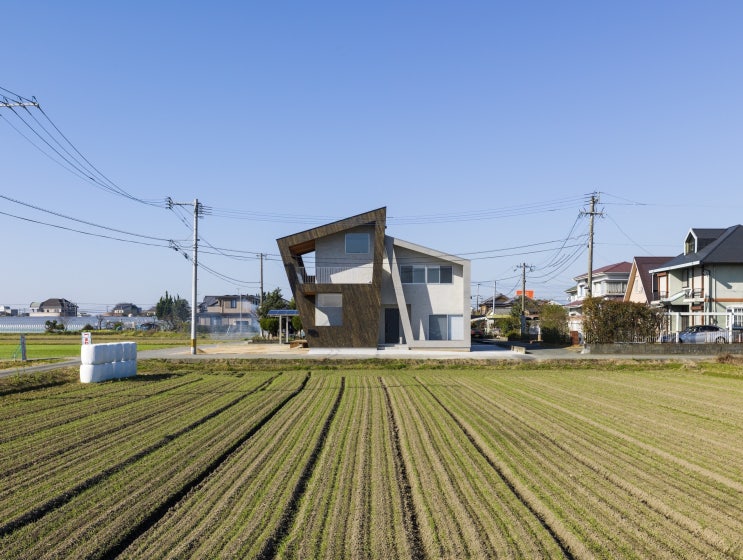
[0, 194, 182, 243]
[0, 208, 171, 248]
[1, 86, 166, 207]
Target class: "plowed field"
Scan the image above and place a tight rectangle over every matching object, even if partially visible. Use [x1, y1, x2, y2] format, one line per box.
[2, 362, 742, 559]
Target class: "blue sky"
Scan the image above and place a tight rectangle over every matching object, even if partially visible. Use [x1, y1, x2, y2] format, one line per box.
[2, 1, 742, 314]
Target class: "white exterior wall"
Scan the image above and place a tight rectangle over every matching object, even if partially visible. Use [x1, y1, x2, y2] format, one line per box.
[626, 268, 646, 303]
[381, 243, 469, 346]
[315, 226, 375, 284]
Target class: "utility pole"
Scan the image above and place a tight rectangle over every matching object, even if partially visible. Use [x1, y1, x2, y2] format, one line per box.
[581, 192, 603, 298]
[259, 253, 264, 308]
[516, 263, 534, 335]
[168, 197, 203, 355]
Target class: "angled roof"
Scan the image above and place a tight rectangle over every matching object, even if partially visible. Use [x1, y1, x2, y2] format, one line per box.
[277, 207, 386, 256]
[390, 236, 467, 266]
[40, 298, 76, 307]
[651, 225, 743, 272]
[628, 256, 674, 300]
[573, 261, 632, 281]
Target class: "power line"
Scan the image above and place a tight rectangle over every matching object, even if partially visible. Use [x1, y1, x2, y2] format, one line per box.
[204, 195, 587, 225]
[0, 194, 182, 243]
[1, 85, 167, 207]
[0, 208, 170, 248]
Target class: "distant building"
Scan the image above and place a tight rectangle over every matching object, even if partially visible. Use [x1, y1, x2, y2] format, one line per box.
[111, 303, 142, 317]
[0, 305, 18, 317]
[198, 294, 260, 333]
[30, 298, 79, 317]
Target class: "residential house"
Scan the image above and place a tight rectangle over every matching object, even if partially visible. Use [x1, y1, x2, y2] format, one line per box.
[475, 293, 513, 317]
[0, 305, 18, 316]
[277, 208, 471, 350]
[624, 256, 674, 304]
[198, 294, 260, 334]
[650, 226, 743, 331]
[30, 298, 79, 317]
[565, 262, 632, 335]
[473, 293, 515, 335]
[111, 303, 142, 317]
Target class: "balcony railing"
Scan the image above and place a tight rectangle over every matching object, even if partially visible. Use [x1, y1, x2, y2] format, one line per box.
[296, 265, 373, 285]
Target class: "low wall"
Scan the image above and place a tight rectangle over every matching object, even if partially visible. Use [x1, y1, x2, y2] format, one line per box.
[584, 343, 743, 355]
[80, 342, 137, 383]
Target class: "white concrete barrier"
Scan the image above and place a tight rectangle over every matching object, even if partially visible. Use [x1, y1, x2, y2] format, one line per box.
[80, 342, 137, 383]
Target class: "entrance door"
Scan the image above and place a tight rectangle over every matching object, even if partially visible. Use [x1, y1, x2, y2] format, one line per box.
[384, 308, 400, 344]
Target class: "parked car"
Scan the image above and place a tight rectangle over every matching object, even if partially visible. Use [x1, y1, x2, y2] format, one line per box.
[678, 325, 727, 344]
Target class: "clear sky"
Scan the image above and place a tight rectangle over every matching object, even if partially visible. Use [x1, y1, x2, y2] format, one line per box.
[2, 1, 742, 314]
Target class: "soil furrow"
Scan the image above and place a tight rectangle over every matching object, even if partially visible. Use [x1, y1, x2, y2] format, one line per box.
[256, 376, 345, 560]
[0, 373, 282, 539]
[379, 377, 426, 560]
[417, 379, 577, 560]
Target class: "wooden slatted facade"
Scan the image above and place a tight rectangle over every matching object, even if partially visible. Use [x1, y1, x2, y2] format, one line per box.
[276, 208, 387, 348]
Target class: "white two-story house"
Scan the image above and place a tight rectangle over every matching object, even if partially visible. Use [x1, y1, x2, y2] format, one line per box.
[277, 207, 471, 350]
[564, 262, 631, 335]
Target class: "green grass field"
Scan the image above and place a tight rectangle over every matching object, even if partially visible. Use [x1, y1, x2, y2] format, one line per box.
[0, 333, 191, 366]
[1, 358, 742, 559]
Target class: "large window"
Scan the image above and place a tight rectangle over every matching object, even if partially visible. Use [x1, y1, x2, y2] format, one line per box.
[400, 265, 453, 284]
[315, 293, 343, 326]
[345, 233, 370, 254]
[428, 314, 464, 340]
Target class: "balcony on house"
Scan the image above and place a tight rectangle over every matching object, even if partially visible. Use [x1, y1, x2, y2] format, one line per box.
[296, 265, 373, 286]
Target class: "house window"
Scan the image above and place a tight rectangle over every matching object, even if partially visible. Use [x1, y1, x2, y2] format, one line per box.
[428, 314, 464, 340]
[440, 266, 453, 283]
[316, 293, 343, 326]
[345, 233, 370, 254]
[401, 265, 454, 284]
[230, 299, 237, 309]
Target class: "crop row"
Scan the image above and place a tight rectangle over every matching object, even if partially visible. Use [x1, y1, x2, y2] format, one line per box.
[0, 371, 308, 558]
[425, 370, 743, 558]
[3, 366, 743, 558]
[120, 375, 344, 558]
[0, 374, 202, 442]
[277, 374, 416, 559]
[385, 375, 569, 559]
[0, 374, 275, 524]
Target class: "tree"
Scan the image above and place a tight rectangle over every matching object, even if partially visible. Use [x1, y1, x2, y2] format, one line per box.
[258, 288, 288, 319]
[539, 303, 569, 343]
[583, 298, 664, 344]
[44, 320, 65, 333]
[259, 317, 280, 337]
[155, 291, 191, 330]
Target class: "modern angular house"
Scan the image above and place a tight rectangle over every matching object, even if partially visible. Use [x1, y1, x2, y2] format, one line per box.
[276, 208, 471, 350]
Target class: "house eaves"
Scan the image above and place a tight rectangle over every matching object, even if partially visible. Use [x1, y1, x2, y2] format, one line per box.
[651, 224, 743, 273]
[650, 260, 701, 274]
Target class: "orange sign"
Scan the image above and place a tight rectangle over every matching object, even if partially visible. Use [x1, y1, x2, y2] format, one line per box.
[516, 290, 534, 298]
